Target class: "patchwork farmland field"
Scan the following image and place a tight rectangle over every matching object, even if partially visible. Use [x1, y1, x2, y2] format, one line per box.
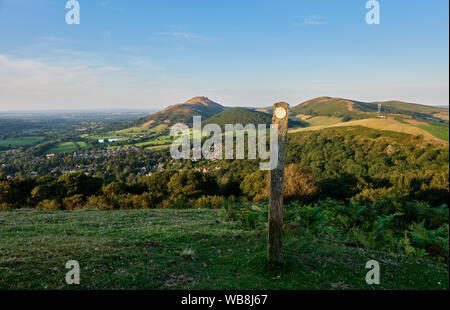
[0, 136, 45, 147]
[45, 142, 88, 155]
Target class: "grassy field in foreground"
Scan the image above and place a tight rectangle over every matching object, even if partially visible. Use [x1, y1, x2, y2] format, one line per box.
[0, 209, 448, 290]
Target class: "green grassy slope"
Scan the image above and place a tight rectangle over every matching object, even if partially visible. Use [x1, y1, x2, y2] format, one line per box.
[397, 119, 449, 142]
[291, 97, 449, 122]
[289, 118, 449, 145]
[45, 141, 88, 154]
[203, 108, 272, 129]
[415, 122, 449, 142]
[204, 107, 306, 130]
[377, 100, 448, 117]
[291, 97, 376, 120]
[0, 209, 447, 290]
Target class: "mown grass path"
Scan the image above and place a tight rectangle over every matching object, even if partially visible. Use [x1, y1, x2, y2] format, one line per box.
[0, 209, 448, 290]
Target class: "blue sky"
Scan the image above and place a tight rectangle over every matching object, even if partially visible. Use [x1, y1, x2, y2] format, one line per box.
[0, 0, 448, 110]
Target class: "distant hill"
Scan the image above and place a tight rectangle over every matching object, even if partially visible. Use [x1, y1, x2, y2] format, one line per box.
[291, 97, 449, 123]
[135, 96, 225, 129]
[131, 96, 448, 137]
[292, 97, 376, 120]
[203, 108, 272, 130]
[373, 100, 449, 120]
[204, 107, 307, 130]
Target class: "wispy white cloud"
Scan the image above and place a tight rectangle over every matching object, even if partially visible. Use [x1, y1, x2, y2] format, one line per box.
[0, 53, 168, 110]
[294, 16, 326, 26]
[152, 30, 211, 42]
[170, 32, 190, 38]
[37, 36, 69, 43]
[169, 31, 212, 42]
[120, 47, 141, 53]
[171, 32, 200, 39]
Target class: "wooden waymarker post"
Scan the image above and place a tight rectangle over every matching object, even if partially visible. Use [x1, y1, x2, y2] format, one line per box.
[268, 102, 289, 265]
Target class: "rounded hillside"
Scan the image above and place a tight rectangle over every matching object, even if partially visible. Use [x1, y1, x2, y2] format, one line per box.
[203, 107, 307, 130]
[203, 107, 272, 129]
[184, 96, 220, 106]
[291, 96, 449, 123]
[135, 96, 225, 128]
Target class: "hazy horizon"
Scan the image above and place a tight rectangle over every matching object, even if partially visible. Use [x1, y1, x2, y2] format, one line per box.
[0, 95, 448, 113]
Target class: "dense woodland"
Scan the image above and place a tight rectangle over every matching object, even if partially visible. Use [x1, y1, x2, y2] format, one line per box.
[2, 127, 448, 208]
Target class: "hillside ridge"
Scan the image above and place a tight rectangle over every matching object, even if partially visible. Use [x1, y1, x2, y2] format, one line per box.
[291, 96, 449, 123]
[136, 96, 225, 128]
[131, 96, 448, 141]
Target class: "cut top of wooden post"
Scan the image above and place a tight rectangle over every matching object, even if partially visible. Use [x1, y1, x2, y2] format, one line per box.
[272, 102, 289, 139]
